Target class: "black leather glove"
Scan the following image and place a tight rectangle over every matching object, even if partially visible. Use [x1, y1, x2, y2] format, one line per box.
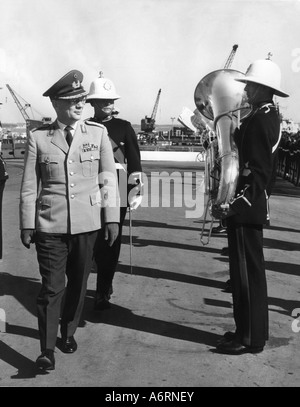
[211, 204, 235, 220]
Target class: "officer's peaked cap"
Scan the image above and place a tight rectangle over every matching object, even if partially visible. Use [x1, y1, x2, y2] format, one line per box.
[43, 70, 88, 99]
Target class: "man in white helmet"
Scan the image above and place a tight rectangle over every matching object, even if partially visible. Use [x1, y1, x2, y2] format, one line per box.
[213, 58, 289, 354]
[86, 72, 142, 310]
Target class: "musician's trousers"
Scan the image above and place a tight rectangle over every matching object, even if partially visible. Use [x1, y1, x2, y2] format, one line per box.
[94, 206, 127, 297]
[226, 217, 269, 348]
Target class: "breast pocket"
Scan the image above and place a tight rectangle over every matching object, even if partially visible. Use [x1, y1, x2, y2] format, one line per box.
[80, 150, 100, 177]
[39, 154, 60, 179]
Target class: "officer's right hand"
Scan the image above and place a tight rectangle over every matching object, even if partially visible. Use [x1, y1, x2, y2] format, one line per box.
[21, 229, 35, 249]
[105, 223, 119, 247]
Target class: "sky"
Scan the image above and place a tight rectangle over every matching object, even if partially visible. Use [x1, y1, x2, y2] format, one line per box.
[0, 0, 300, 125]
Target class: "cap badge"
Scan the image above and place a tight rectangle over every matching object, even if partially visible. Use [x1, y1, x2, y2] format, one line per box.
[72, 80, 80, 89]
[103, 81, 111, 90]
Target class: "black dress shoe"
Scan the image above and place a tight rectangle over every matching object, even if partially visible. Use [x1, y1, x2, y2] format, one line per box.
[36, 349, 55, 370]
[224, 279, 232, 293]
[94, 294, 111, 311]
[217, 331, 236, 345]
[212, 225, 227, 234]
[108, 284, 113, 299]
[61, 336, 77, 353]
[94, 298, 111, 311]
[245, 345, 264, 354]
[216, 340, 264, 355]
[220, 247, 229, 256]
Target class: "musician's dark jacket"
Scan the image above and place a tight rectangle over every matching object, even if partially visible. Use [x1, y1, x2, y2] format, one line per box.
[89, 116, 142, 206]
[0, 155, 8, 182]
[230, 102, 281, 224]
[0, 154, 7, 260]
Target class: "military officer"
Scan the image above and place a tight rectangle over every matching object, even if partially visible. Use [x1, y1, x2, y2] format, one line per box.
[213, 58, 289, 354]
[86, 72, 142, 310]
[20, 70, 120, 371]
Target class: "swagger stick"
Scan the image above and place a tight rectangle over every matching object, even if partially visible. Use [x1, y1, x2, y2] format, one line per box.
[129, 208, 133, 274]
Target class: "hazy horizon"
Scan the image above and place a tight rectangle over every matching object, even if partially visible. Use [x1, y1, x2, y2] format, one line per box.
[1, 0, 299, 125]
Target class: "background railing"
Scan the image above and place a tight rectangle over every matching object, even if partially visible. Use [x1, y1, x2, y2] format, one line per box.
[277, 131, 300, 187]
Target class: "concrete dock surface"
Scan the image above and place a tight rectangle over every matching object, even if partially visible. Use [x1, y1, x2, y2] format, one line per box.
[0, 159, 300, 388]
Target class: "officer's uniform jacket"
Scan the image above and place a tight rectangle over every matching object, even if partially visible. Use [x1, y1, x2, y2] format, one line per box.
[230, 102, 281, 224]
[20, 119, 120, 234]
[89, 117, 142, 207]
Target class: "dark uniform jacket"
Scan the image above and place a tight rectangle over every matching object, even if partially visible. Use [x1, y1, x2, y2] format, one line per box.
[89, 117, 142, 207]
[0, 155, 8, 182]
[230, 102, 281, 224]
[90, 117, 142, 173]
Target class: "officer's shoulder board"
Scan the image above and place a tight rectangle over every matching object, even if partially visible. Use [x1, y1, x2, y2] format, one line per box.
[84, 119, 105, 129]
[32, 123, 52, 133]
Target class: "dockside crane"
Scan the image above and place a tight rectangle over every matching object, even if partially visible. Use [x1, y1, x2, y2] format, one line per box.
[223, 44, 238, 69]
[141, 88, 161, 133]
[6, 84, 51, 134]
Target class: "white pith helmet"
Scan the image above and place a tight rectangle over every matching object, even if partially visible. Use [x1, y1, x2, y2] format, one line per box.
[235, 58, 289, 98]
[87, 71, 121, 101]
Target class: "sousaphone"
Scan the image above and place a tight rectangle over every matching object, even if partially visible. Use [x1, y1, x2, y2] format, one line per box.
[194, 69, 250, 244]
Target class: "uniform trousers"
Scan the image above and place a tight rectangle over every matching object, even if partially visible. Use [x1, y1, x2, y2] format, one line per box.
[95, 206, 127, 298]
[35, 230, 97, 351]
[226, 217, 269, 348]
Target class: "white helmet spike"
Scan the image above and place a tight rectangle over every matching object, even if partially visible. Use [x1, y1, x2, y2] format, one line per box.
[87, 70, 121, 101]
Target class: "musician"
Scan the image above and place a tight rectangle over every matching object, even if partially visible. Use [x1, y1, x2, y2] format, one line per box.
[86, 72, 142, 310]
[214, 58, 289, 354]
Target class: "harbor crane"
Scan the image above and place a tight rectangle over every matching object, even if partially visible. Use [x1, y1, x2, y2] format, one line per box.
[6, 84, 51, 134]
[141, 88, 161, 133]
[178, 45, 239, 135]
[223, 44, 238, 69]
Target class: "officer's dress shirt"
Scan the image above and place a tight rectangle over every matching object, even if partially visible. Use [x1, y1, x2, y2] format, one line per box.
[57, 120, 77, 143]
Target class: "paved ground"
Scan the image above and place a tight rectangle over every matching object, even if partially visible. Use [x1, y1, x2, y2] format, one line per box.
[0, 159, 300, 388]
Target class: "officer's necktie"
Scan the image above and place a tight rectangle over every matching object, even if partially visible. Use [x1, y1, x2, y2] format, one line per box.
[65, 126, 73, 147]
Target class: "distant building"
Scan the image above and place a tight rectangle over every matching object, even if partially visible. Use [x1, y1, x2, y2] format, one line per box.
[281, 119, 299, 133]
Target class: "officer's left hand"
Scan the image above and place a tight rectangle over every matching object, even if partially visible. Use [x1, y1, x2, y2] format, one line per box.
[20, 228, 35, 249]
[105, 223, 119, 247]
